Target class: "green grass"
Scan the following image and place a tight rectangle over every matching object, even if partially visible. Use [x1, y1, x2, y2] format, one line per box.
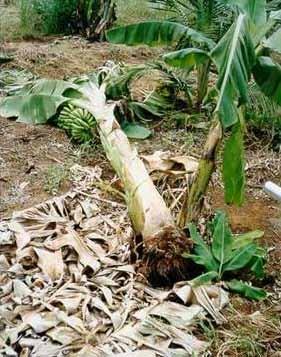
[203, 299, 281, 356]
[0, 4, 21, 41]
[113, 0, 171, 26]
[43, 164, 69, 195]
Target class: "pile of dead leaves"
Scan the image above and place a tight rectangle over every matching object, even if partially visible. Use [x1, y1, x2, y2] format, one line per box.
[0, 165, 228, 356]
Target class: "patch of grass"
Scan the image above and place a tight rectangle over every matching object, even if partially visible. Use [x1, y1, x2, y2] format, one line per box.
[203, 299, 281, 356]
[43, 164, 68, 195]
[18, 0, 43, 38]
[43, 141, 103, 196]
[115, 0, 171, 26]
[0, 3, 21, 41]
[19, 0, 79, 36]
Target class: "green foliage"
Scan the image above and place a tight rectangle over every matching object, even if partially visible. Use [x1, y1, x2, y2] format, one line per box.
[0, 69, 36, 96]
[222, 123, 245, 205]
[20, 0, 78, 35]
[264, 28, 281, 54]
[226, 280, 267, 300]
[107, 21, 215, 49]
[104, 65, 147, 100]
[107, 0, 233, 112]
[116, 0, 171, 26]
[121, 122, 151, 139]
[183, 211, 267, 300]
[0, 68, 156, 142]
[19, 0, 116, 38]
[246, 82, 281, 150]
[0, 54, 13, 65]
[102, 61, 191, 123]
[0, 3, 22, 41]
[187, 223, 219, 272]
[211, 14, 255, 128]
[149, 0, 233, 43]
[220, 0, 266, 27]
[0, 79, 71, 123]
[44, 164, 68, 195]
[163, 48, 210, 71]
[253, 56, 281, 106]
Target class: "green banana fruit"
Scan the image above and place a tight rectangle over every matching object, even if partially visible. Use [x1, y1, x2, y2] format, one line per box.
[57, 104, 97, 143]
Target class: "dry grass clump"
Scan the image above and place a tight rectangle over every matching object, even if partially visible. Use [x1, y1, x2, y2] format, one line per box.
[201, 298, 281, 356]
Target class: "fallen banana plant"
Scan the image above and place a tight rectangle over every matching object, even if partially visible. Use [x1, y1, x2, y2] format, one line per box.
[1, 64, 187, 136]
[0, 77, 191, 281]
[0, 62, 191, 143]
[75, 80, 192, 280]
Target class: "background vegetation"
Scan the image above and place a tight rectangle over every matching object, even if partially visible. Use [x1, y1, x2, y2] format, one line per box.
[0, 0, 169, 40]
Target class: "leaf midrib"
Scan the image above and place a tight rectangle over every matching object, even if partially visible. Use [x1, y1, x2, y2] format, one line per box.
[214, 13, 245, 113]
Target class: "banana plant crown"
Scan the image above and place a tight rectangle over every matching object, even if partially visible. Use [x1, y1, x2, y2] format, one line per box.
[0, 62, 191, 141]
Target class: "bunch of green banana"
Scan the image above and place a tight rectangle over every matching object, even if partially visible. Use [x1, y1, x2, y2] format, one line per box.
[57, 104, 96, 143]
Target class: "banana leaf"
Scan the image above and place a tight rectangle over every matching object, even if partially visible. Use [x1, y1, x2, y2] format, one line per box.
[163, 48, 210, 71]
[211, 14, 256, 128]
[253, 56, 281, 106]
[222, 122, 245, 205]
[227, 279, 267, 300]
[107, 21, 215, 49]
[211, 211, 233, 266]
[0, 80, 78, 124]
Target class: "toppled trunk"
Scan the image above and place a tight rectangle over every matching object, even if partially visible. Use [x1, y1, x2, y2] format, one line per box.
[179, 120, 222, 228]
[80, 83, 191, 282]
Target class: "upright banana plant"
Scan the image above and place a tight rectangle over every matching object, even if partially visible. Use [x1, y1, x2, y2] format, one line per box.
[107, 0, 281, 226]
[77, 0, 116, 41]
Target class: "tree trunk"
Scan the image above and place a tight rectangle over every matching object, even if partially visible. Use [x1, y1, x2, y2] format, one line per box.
[80, 84, 191, 282]
[178, 120, 222, 228]
[90, 0, 117, 41]
[77, 0, 117, 41]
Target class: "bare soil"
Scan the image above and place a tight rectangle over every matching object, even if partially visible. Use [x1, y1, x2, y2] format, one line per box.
[3, 37, 162, 79]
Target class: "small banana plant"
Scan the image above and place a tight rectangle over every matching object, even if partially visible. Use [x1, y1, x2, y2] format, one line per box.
[183, 211, 267, 300]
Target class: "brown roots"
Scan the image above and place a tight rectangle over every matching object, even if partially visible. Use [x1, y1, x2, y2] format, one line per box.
[139, 226, 193, 286]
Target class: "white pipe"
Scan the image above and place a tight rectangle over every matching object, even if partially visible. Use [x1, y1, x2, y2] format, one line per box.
[264, 181, 281, 202]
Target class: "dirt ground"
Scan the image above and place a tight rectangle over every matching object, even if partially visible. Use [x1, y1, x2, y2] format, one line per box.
[2, 37, 162, 78]
[1, 38, 281, 356]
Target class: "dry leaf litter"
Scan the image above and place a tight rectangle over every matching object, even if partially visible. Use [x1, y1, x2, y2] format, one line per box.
[0, 164, 229, 357]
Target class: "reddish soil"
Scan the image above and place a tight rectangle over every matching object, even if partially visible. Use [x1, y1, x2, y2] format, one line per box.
[211, 191, 281, 276]
[0, 116, 108, 218]
[3, 38, 162, 79]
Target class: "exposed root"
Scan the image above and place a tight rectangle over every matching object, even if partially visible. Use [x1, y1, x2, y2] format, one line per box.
[142, 225, 193, 286]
